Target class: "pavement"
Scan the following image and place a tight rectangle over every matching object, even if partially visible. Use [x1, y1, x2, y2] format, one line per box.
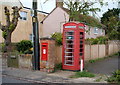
[2, 67, 101, 83]
[1, 55, 119, 83]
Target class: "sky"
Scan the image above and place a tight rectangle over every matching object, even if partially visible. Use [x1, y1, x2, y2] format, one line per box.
[19, 0, 119, 18]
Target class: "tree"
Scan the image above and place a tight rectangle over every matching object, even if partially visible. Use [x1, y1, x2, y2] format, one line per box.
[64, 0, 106, 27]
[0, 6, 21, 53]
[101, 8, 120, 40]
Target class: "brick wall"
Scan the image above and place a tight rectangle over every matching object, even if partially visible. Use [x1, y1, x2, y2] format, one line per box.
[40, 38, 57, 72]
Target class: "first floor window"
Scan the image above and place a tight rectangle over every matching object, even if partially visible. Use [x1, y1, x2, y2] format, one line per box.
[94, 27, 98, 34]
[20, 11, 27, 20]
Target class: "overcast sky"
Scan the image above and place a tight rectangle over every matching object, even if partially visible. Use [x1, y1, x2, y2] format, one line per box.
[19, 0, 119, 17]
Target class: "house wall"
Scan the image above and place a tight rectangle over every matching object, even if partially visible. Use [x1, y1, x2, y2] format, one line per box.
[85, 25, 105, 39]
[42, 7, 105, 39]
[42, 7, 69, 37]
[0, 5, 46, 43]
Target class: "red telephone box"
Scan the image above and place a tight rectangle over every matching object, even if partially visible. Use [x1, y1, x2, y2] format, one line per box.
[62, 22, 85, 71]
[41, 43, 48, 61]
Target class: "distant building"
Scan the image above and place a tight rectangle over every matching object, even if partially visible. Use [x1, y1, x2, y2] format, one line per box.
[0, 0, 47, 43]
[41, 0, 105, 39]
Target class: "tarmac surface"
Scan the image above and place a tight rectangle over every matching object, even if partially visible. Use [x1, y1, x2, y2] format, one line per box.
[85, 56, 119, 76]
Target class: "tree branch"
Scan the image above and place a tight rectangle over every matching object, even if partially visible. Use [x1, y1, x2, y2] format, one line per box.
[0, 22, 6, 31]
[10, 6, 21, 32]
[4, 7, 10, 27]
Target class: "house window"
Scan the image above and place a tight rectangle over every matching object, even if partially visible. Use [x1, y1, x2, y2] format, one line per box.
[94, 27, 98, 34]
[29, 34, 33, 42]
[20, 11, 27, 20]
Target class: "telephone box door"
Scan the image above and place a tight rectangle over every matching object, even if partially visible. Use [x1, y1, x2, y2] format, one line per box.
[41, 43, 48, 61]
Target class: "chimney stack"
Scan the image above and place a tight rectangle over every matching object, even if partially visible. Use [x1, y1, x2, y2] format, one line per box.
[56, 0, 63, 8]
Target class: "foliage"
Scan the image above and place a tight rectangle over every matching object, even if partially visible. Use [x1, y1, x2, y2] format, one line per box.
[101, 8, 120, 40]
[107, 70, 120, 83]
[2, 31, 7, 38]
[64, 0, 105, 27]
[89, 60, 95, 63]
[51, 32, 62, 46]
[0, 6, 21, 53]
[1, 43, 5, 52]
[51, 63, 62, 73]
[16, 40, 33, 53]
[24, 49, 33, 54]
[70, 71, 95, 78]
[9, 24, 15, 30]
[85, 36, 108, 45]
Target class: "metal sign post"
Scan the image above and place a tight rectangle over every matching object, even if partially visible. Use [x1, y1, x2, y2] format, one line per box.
[32, 0, 40, 70]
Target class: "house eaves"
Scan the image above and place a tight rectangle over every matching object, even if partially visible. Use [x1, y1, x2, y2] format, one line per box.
[0, 0, 23, 7]
[41, 7, 69, 23]
[23, 7, 49, 15]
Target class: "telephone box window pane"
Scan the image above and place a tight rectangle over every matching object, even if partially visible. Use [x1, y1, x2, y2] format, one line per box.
[80, 45, 83, 48]
[65, 53, 73, 56]
[66, 44, 73, 48]
[80, 49, 83, 52]
[79, 26, 85, 29]
[66, 40, 73, 44]
[66, 49, 74, 52]
[66, 36, 74, 39]
[80, 41, 83, 44]
[66, 62, 73, 65]
[66, 31, 74, 35]
[67, 57, 73, 60]
[80, 53, 83, 56]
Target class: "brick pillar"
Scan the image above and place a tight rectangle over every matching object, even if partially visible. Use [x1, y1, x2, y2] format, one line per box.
[40, 38, 56, 72]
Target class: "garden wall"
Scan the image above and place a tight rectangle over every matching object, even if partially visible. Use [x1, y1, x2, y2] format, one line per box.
[56, 41, 119, 62]
[2, 40, 119, 70]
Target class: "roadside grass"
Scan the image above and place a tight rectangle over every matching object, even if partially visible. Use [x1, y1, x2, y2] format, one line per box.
[95, 76, 103, 82]
[70, 71, 95, 78]
[106, 70, 120, 84]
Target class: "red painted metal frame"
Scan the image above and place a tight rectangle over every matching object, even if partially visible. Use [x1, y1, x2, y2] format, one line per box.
[62, 22, 85, 71]
[41, 43, 48, 61]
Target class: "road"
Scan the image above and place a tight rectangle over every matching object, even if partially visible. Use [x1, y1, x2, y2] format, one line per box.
[2, 75, 33, 83]
[86, 56, 119, 75]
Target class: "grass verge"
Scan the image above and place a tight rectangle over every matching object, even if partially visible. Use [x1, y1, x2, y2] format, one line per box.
[70, 71, 95, 78]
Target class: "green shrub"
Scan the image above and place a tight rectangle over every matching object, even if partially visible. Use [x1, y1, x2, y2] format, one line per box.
[85, 36, 108, 45]
[107, 70, 120, 83]
[89, 60, 95, 63]
[52, 63, 62, 73]
[70, 71, 95, 78]
[16, 40, 33, 53]
[51, 32, 62, 46]
[112, 70, 120, 82]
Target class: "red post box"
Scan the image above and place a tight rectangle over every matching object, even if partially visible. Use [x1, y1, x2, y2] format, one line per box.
[62, 22, 85, 71]
[41, 43, 48, 61]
